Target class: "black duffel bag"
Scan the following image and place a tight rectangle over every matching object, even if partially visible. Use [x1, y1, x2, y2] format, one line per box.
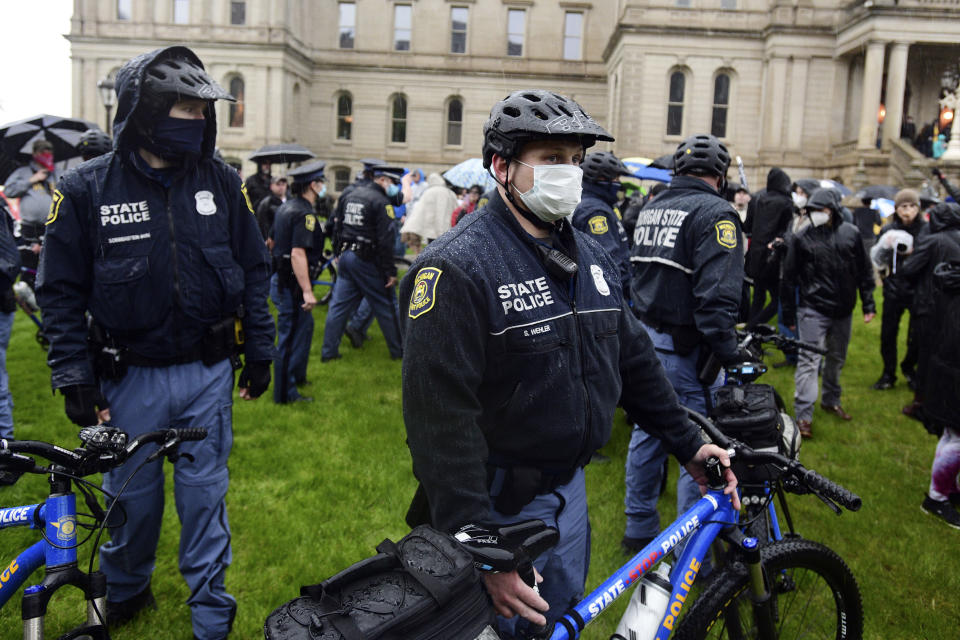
[264, 525, 495, 640]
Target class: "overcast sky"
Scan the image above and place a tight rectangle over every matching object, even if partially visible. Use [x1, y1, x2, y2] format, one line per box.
[0, 1, 73, 125]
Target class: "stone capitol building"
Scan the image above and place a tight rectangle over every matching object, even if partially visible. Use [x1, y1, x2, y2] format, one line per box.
[69, 0, 960, 193]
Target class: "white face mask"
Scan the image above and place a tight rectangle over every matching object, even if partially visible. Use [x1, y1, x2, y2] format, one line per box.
[810, 210, 831, 227]
[513, 160, 583, 223]
[792, 192, 807, 209]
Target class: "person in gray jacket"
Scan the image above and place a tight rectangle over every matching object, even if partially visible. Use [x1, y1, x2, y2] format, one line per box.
[4, 139, 59, 288]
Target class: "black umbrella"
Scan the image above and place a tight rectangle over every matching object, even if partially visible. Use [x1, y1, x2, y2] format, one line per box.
[248, 144, 316, 165]
[649, 153, 675, 170]
[0, 114, 100, 164]
[854, 185, 899, 202]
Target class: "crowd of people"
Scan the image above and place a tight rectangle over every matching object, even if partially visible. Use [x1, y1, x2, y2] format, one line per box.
[0, 42, 958, 640]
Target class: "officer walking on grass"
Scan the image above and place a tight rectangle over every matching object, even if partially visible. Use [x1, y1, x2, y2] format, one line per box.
[622, 134, 748, 554]
[399, 90, 738, 638]
[36, 46, 274, 640]
[271, 161, 326, 403]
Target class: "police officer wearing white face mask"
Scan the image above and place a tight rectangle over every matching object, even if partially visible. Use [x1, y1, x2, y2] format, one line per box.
[399, 90, 739, 638]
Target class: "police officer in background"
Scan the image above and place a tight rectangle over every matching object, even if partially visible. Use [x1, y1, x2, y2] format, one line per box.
[36, 47, 274, 640]
[271, 161, 326, 403]
[622, 134, 747, 553]
[321, 165, 405, 361]
[571, 151, 633, 299]
[400, 91, 738, 637]
[77, 129, 113, 162]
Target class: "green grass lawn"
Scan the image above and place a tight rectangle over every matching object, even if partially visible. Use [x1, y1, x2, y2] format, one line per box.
[0, 290, 957, 639]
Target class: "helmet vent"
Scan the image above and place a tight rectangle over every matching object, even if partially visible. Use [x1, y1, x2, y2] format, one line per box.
[503, 107, 521, 118]
[532, 109, 548, 121]
[522, 93, 542, 103]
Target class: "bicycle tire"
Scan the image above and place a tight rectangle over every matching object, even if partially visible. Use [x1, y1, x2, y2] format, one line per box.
[673, 537, 863, 640]
[313, 260, 337, 305]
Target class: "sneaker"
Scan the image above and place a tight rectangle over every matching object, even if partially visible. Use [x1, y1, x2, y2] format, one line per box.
[621, 536, 654, 555]
[107, 583, 156, 626]
[921, 494, 960, 530]
[797, 420, 813, 439]
[345, 325, 365, 349]
[871, 374, 896, 390]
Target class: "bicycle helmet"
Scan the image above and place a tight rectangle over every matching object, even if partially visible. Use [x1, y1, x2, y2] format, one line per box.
[673, 134, 730, 177]
[143, 55, 234, 103]
[581, 151, 631, 182]
[482, 90, 614, 169]
[77, 129, 113, 159]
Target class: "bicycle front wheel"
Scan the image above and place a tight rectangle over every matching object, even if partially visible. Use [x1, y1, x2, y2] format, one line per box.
[674, 537, 863, 640]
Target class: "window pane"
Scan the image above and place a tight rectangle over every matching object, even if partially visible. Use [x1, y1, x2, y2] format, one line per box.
[451, 7, 467, 53]
[667, 105, 683, 135]
[393, 96, 407, 119]
[392, 121, 407, 143]
[507, 9, 524, 57]
[447, 99, 463, 145]
[711, 107, 727, 138]
[669, 72, 685, 103]
[714, 74, 730, 105]
[676, 0, 691, 6]
[173, 0, 189, 24]
[337, 94, 353, 140]
[335, 168, 351, 192]
[563, 13, 582, 60]
[721, 0, 736, 8]
[229, 77, 245, 127]
[339, 3, 355, 49]
[564, 12, 582, 37]
[230, 1, 245, 25]
[117, 0, 131, 20]
[448, 99, 462, 122]
[395, 5, 411, 50]
[447, 122, 462, 146]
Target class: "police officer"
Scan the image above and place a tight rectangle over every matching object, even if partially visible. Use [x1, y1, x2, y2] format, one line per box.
[271, 161, 326, 403]
[400, 91, 738, 637]
[77, 129, 113, 161]
[36, 46, 274, 640]
[321, 165, 405, 361]
[571, 151, 633, 298]
[622, 134, 747, 553]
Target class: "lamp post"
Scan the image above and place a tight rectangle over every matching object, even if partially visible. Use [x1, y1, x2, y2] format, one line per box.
[97, 78, 116, 135]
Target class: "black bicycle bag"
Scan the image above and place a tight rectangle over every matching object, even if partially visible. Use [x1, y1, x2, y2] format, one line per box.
[263, 525, 494, 640]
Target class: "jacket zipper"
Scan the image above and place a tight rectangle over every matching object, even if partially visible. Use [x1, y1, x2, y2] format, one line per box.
[567, 277, 592, 465]
[165, 188, 183, 316]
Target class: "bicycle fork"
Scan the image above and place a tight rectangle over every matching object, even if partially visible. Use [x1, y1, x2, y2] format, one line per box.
[722, 527, 778, 639]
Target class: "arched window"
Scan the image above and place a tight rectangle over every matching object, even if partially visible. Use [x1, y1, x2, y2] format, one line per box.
[391, 95, 407, 143]
[337, 93, 353, 140]
[228, 76, 244, 128]
[712, 73, 731, 138]
[667, 70, 686, 136]
[446, 97, 463, 146]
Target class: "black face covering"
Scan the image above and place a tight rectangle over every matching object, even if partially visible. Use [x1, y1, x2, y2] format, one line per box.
[140, 116, 205, 160]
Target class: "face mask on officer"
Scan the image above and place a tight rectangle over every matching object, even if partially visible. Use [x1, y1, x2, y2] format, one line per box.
[810, 208, 832, 227]
[142, 99, 208, 160]
[512, 160, 583, 223]
[313, 181, 327, 199]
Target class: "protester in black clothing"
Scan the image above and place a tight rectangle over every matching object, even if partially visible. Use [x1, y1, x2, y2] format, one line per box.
[744, 168, 793, 327]
[255, 175, 287, 247]
[933, 167, 960, 202]
[851, 199, 882, 255]
[869, 189, 928, 390]
[244, 162, 272, 209]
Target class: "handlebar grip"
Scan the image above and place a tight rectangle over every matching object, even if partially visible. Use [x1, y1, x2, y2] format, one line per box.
[801, 469, 862, 511]
[0, 450, 36, 472]
[791, 339, 828, 355]
[173, 428, 207, 442]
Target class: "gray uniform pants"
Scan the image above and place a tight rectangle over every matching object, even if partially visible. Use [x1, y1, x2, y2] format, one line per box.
[794, 307, 852, 423]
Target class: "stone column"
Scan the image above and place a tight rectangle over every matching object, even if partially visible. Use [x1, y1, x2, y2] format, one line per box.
[857, 41, 886, 150]
[764, 57, 789, 150]
[881, 42, 910, 150]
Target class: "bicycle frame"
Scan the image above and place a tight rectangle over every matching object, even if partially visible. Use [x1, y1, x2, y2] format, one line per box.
[549, 487, 739, 640]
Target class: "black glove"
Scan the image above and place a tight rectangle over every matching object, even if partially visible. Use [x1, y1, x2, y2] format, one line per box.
[238, 360, 271, 399]
[932, 167, 944, 181]
[62, 385, 108, 427]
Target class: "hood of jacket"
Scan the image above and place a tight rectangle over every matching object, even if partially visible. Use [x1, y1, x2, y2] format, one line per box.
[765, 167, 792, 196]
[425, 172, 446, 188]
[929, 202, 960, 233]
[112, 46, 219, 160]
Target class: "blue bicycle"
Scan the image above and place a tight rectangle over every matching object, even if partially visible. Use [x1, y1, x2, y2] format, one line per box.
[0, 425, 206, 640]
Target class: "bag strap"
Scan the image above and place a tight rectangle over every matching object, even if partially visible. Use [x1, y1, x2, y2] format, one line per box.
[376, 537, 454, 606]
[300, 553, 399, 599]
[326, 612, 365, 640]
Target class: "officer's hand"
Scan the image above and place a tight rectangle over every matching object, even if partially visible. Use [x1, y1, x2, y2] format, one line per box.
[238, 360, 271, 400]
[62, 385, 110, 426]
[863, 312, 876, 324]
[385, 276, 397, 288]
[301, 289, 317, 311]
[482, 569, 548, 627]
[684, 444, 740, 510]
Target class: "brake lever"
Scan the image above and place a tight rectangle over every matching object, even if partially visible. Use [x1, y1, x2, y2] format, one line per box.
[811, 490, 842, 515]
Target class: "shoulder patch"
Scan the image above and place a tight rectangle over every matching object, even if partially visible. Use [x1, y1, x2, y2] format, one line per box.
[385, 204, 395, 220]
[46, 190, 64, 225]
[715, 220, 737, 249]
[614, 206, 622, 220]
[588, 215, 609, 235]
[304, 214, 316, 232]
[408, 267, 442, 319]
[240, 183, 255, 214]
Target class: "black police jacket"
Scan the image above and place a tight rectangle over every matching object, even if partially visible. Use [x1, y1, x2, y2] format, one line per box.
[779, 213, 876, 327]
[338, 182, 398, 278]
[36, 45, 275, 390]
[876, 216, 928, 302]
[629, 175, 744, 364]
[399, 190, 702, 533]
[271, 196, 316, 259]
[572, 181, 631, 297]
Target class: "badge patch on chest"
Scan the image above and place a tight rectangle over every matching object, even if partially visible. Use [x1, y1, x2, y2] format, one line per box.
[590, 264, 610, 296]
[715, 220, 737, 249]
[408, 267, 442, 319]
[588, 215, 609, 235]
[195, 191, 217, 216]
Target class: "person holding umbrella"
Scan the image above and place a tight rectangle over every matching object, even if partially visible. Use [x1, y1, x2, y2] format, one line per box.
[4, 139, 59, 289]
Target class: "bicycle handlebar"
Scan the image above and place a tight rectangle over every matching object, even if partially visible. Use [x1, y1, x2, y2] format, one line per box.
[686, 408, 861, 512]
[738, 327, 827, 356]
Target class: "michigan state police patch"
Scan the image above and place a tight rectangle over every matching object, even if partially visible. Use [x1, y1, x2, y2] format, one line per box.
[715, 220, 737, 249]
[588, 215, 609, 235]
[408, 267, 442, 318]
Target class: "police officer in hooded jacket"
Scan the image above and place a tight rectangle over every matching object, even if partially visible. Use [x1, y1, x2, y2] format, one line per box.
[571, 151, 632, 298]
[399, 90, 738, 637]
[37, 46, 274, 640]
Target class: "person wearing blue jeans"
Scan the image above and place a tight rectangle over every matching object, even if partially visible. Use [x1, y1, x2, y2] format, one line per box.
[0, 310, 14, 440]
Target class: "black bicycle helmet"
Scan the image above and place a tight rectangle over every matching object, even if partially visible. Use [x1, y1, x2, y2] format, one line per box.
[482, 90, 614, 168]
[673, 134, 730, 177]
[77, 129, 112, 159]
[143, 56, 234, 103]
[581, 151, 631, 182]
